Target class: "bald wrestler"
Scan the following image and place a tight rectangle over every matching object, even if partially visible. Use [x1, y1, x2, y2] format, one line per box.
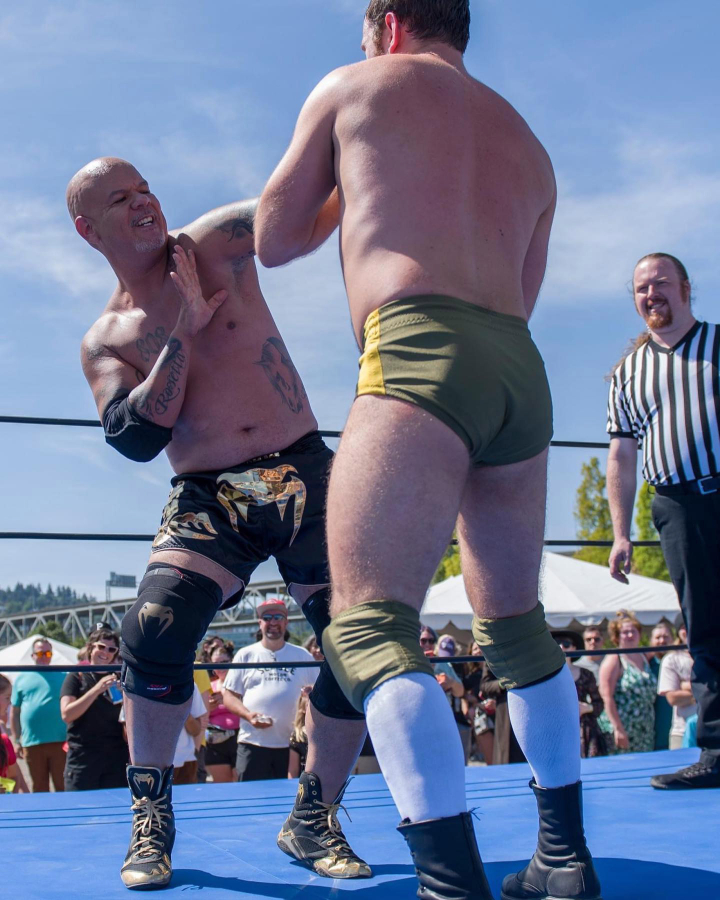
[256, 3, 601, 900]
[68, 157, 369, 889]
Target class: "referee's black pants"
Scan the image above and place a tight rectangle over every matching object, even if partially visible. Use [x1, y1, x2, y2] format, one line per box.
[653, 491, 720, 765]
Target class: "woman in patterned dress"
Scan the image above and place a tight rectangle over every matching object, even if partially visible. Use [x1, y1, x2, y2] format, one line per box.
[598, 611, 657, 753]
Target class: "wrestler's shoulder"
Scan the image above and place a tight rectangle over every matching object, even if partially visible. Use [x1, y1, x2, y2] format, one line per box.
[170, 200, 257, 266]
[81, 303, 144, 360]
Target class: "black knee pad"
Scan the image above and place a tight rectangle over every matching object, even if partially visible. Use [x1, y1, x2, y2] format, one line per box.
[310, 660, 366, 721]
[300, 587, 365, 721]
[120, 563, 222, 705]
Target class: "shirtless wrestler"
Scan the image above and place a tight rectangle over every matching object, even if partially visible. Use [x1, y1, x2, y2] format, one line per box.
[68, 157, 369, 890]
[256, 4, 601, 900]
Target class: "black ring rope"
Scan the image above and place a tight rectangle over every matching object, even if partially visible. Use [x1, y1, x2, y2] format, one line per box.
[0, 417, 658, 542]
[1, 416, 608, 449]
[0, 645, 687, 674]
[0, 532, 661, 547]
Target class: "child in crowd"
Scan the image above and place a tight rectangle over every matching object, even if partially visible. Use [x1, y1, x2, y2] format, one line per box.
[0, 674, 29, 793]
[288, 685, 312, 778]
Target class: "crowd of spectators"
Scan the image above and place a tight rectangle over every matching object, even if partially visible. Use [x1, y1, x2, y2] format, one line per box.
[0, 608, 697, 794]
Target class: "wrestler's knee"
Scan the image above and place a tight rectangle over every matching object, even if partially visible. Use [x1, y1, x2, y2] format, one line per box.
[309, 661, 366, 721]
[471, 602, 565, 690]
[323, 600, 434, 713]
[120, 563, 223, 705]
[299, 586, 331, 646]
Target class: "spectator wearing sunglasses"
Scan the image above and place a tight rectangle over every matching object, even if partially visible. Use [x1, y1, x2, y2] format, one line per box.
[60, 629, 129, 791]
[10, 637, 67, 792]
[553, 630, 607, 758]
[576, 626, 605, 682]
[223, 600, 317, 780]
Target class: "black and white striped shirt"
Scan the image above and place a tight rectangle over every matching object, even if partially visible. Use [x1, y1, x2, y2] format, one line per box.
[607, 321, 720, 486]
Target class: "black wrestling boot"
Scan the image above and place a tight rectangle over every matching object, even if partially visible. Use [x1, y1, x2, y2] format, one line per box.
[277, 772, 372, 878]
[398, 812, 495, 900]
[501, 781, 602, 900]
[650, 757, 720, 790]
[121, 765, 176, 890]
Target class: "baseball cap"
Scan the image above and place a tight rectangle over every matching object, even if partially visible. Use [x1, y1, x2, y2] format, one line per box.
[257, 599, 288, 617]
[437, 635, 457, 657]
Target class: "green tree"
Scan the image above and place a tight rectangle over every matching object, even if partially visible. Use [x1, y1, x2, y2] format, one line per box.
[30, 621, 73, 644]
[432, 535, 462, 585]
[632, 482, 670, 581]
[573, 457, 613, 567]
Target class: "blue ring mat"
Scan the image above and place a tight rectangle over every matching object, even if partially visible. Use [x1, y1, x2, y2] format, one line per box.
[2, 748, 718, 899]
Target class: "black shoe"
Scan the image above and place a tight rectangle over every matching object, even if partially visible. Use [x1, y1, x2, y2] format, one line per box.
[121, 765, 176, 890]
[277, 772, 372, 878]
[501, 781, 602, 900]
[398, 811, 495, 900]
[650, 760, 720, 790]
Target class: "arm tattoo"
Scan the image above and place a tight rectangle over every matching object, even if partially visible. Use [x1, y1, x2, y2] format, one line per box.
[255, 337, 307, 414]
[217, 214, 254, 242]
[136, 325, 168, 363]
[154, 338, 187, 416]
[131, 387, 155, 422]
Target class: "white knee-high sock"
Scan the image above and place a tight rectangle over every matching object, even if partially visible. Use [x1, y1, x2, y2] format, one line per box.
[364, 672, 467, 822]
[507, 664, 581, 789]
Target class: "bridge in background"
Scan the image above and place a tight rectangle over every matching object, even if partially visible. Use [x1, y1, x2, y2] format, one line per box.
[0, 580, 303, 647]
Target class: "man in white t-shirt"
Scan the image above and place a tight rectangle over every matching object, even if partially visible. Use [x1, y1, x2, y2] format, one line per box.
[223, 600, 317, 780]
[658, 616, 697, 750]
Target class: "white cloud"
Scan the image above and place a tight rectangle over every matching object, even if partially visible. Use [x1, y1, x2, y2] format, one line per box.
[545, 138, 720, 303]
[0, 193, 114, 316]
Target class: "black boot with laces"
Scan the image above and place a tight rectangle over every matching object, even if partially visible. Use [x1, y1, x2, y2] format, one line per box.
[650, 757, 720, 790]
[277, 771, 372, 878]
[121, 765, 176, 890]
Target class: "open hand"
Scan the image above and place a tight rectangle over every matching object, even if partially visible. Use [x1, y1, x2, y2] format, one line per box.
[249, 712, 273, 729]
[170, 245, 228, 337]
[614, 725, 630, 750]
[609, 538, 633, 584]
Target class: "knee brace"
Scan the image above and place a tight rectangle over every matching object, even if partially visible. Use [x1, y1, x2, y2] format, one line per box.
[120, 563, 223, 705]
[471, 602, 565, 690]
[323, 600, 434, 713]
[295, 586, 364, 720]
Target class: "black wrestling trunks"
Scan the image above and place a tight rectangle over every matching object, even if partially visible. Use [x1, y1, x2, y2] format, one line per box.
[151, 431, 332, 609]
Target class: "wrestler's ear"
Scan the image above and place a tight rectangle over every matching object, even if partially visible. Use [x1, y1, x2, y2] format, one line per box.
[385, 12, 403, 54]
[75, 215, 101, 249]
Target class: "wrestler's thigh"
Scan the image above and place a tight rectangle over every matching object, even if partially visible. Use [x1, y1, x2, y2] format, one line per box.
[457, 447, 548, 620]
[327, 395, 470, 614]
[149, 549, 243, 602]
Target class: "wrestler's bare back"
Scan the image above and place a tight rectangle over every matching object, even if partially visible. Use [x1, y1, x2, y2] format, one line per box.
[82, 211, 317, 474]
[333, 54, 556, 343]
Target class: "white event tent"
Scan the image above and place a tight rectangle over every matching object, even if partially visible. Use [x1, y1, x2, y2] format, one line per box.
[0, 635, 79, 680]
[421, 551, 680, 631]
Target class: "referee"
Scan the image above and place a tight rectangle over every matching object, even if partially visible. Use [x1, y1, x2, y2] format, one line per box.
[606, 252, 719, 790]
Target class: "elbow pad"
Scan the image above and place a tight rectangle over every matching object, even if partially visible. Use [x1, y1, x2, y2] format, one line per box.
[102, 393, 172, 462]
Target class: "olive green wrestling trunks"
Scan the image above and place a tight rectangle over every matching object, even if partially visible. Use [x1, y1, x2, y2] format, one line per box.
[356, 295, 553, 465]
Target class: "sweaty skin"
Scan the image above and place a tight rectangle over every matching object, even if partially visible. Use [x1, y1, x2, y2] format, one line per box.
[257, 47, 556, 344]
[78, 161, 317, 475]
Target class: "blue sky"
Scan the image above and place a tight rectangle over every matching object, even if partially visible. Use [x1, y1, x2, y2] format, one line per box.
[1, 0, 718, 602]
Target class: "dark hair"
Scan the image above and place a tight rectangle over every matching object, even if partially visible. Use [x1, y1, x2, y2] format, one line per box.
[365, 0, 470, 53]
[0, 674, 11, 772]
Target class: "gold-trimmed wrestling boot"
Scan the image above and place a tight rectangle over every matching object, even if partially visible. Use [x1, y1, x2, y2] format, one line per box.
[278, 772, 372, 879]
[121, 765, 176, 890]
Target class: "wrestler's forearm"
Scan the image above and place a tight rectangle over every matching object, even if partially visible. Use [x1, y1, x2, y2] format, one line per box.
[303, 189, 340, 256]
[128, 327, 194, 428]
[606, 453, 636, 540]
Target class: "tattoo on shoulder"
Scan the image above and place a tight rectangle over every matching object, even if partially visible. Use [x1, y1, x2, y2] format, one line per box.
[136, 325, 168, 363]
[217, 214, 254, 243]
[255, 337, 307, 415]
